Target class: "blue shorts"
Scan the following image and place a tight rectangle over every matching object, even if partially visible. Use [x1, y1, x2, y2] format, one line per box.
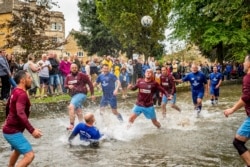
[191, 89, 204, 104]
[210, 86, 220, 97]
[70, 93, 87, 110]
[49, 74, 60, 85]
[100, 95, 117, 109]
[39, 76, 50, 85]
[237, 117, 250, 138]
[3, 132, 32, 154]
[162, 93, 177, 104]
[132, 105, 156, 119]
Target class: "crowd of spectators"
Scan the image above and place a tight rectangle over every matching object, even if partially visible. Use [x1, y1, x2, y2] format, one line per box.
[0, 51, 245, 101]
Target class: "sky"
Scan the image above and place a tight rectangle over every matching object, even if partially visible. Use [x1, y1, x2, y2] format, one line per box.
[52, 0, 184, 53]
[52, 0, 81, 36]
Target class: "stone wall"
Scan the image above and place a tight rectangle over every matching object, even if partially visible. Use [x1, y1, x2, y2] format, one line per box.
[0, 79, 242, 122]
[0, 0, 13, 14]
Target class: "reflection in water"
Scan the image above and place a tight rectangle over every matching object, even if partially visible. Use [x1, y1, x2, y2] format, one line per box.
[0, 84, 246, 166]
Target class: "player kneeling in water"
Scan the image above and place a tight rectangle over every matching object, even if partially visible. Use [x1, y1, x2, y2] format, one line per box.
[68, 112, 102, 147]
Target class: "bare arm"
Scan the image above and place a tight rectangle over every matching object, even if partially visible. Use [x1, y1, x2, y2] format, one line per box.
[224, 98, 245, 117]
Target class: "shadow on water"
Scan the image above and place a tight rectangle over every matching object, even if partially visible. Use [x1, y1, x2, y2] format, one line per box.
[0, 84, 248, 167]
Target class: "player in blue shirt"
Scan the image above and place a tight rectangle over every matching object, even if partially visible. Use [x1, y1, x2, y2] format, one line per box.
[93, 64, 123, 122]
[208, 66, 222, 105]
[176, 63, 208, 117]
[68, 112, 101, 147]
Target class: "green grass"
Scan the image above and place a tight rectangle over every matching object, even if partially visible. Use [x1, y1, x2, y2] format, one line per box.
[30, 90, 104, 103]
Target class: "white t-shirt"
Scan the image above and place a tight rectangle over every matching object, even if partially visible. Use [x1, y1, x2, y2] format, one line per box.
[37, 60, 51, 77]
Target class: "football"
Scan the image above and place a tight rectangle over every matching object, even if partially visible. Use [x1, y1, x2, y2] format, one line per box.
[141, 15, 153, 27]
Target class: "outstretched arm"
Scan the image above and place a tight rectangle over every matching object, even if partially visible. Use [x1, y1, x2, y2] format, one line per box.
[68, 132, 77, 144]
[224, 98, 245, 117]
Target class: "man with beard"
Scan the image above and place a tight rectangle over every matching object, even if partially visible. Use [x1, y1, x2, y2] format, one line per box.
[224, 55, 250, 167]
[175, 63, 208, 117]
[127, 69, 170, 129]
[2, 70, 43, 167]
[65, 63, 95, 130]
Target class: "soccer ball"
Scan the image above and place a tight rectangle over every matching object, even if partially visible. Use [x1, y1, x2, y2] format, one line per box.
[141, 15, 153, 27]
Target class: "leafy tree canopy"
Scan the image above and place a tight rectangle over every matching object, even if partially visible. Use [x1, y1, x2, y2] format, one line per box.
[0, 0, 66, 58]
[95, 0, 171, 59]
[75, 0, 122, 57]
[170, 0, 250, 63]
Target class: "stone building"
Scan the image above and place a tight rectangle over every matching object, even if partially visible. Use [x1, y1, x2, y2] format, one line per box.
[0, 0, 65, 56]
[64, 29, 85, 56]
[64, 29, 88, 63]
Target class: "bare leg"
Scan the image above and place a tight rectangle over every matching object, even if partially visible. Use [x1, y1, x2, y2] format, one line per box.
[57, 84, 63, 94]
[16, 151, 34, 167]
[76, 108, 83, 122]
[111, 108, 119, 115]
[151, 119, 161, 128]
[161, 103, 167, 118]
[171, 104, 181, 112]
[49, 85, 54, 95]
[68, 104, 75, 125]
[39, 85, 43, 97]
[197, 98, 202, 107]
[128, 113, 138, 124]
[236, 135, 250, 166]
[112, 109, 123, 122]
[8, 150, 20, 167]
[44, 85, 48, 96]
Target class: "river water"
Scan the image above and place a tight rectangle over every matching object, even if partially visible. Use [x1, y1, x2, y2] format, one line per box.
[0, 84, 248, 167]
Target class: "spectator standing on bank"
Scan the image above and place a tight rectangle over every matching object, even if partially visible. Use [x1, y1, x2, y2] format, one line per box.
[37, 54, 51, 97]
[0, 50, 11, 101]
[48, 53, 62, 95]
[59, 54, 71, 93]
[126, 59, 134, 84]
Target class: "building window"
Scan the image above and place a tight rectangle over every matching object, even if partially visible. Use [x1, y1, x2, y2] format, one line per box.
[51, 23, 62, 31]
[77, 52, 83, 57]
[51, 37, 57, 43]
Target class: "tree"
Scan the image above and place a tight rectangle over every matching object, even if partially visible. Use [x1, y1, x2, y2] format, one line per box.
[169, 0, 250, 63]
[0, 0, 66, 58]
[75, 0, 122, 57]
[96, 0, 171, 59]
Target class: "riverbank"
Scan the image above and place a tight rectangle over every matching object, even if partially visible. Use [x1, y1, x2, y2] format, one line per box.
[0, 79, 242, 121]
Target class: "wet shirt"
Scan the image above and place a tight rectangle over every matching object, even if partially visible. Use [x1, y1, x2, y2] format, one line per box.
[241, 74, 250, 116]
[3, 88, 34, 134]
[160, 74, 176, 95]
[209, 72, 222, 87]
[71, 123, 101, 141]
[96, 72, 117, 95]
[182, 71, 207, 91]
[131, 78, 168, 107]
[65, 72, 94, 97]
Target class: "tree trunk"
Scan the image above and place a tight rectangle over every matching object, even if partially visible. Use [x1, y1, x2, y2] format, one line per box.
[216, 42, 224, 65]
[126, 47, 133, 59]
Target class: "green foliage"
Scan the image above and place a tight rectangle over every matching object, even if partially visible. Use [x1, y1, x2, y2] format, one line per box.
[0, 1, 65, 59]
[170, 0, 250, 63]
[75, 0, 122, 57]
[96, 0, 171, 59]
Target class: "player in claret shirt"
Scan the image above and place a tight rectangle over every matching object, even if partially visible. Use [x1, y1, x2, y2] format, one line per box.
[2, 70, 42, 167]
[127, 69, 170, 129]
[160, 66, 181, 118]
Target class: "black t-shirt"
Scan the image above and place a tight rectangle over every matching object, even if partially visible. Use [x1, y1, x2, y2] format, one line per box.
[48, 58, 59, 75]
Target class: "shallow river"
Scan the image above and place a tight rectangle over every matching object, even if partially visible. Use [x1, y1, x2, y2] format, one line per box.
[0, 84, 248, 167]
